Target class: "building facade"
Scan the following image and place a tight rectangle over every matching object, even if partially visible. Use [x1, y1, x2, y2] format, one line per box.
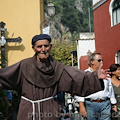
[93, 0, 120, 69]
[0, 0, 44, 66]
[77, 33, 95, 70]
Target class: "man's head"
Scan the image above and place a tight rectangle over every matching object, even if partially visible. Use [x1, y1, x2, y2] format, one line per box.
[32, 34, 52, 62]
[88, 53, 103, 71]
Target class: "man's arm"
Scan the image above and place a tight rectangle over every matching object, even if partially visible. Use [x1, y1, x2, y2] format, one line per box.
[79, 102, 87, 118]
[109, 79, 117, 112]
[0, 62, 22, 92]
[75, 96, 87, 118]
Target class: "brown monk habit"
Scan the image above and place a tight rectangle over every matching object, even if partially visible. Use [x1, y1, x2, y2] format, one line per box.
[0, 55, 104, 120]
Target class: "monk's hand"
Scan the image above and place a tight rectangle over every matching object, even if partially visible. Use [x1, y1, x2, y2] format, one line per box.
[98, 62, 111, 80]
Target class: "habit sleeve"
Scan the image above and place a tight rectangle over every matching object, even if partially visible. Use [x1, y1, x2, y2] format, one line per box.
[58, 65, 104, 97]
[0, 62, 22, 92]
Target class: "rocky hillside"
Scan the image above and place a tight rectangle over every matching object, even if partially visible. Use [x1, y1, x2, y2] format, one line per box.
[44, 0, 93, 40]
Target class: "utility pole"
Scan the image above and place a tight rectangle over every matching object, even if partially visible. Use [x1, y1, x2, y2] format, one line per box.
[88, 7, 91, 33]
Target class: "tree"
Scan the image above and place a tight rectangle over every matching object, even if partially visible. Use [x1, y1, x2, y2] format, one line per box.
[50, 39, 77, 66]
[45, 0, 94, 34]
[0, 54, 20, 120]
[60, 0, 81, 34]
[0, 54, 8, 119]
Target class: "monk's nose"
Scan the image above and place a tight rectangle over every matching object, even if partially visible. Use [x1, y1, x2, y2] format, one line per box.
[41, 46, 45, 51]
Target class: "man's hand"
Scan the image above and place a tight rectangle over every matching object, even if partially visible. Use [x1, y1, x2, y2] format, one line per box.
[79, 102, 87, 118]
[98, 62, 111, 80]
[112, 105, 117, 112]
[112, 105, 118, 118]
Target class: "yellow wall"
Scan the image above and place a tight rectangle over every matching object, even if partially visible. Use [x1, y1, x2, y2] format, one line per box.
[0, 0, 44, 66]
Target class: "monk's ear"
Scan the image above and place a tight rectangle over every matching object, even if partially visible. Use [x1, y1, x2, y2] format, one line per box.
[32, 45, 36, 52]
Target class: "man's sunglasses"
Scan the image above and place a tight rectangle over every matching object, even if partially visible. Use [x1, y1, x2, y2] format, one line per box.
[97, 59, 103, 62]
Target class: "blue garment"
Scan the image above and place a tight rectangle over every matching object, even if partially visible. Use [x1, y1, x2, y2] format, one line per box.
[56, 92, 65, 106]
[7, 90, 12, 100]
[85, 99, 111, 120]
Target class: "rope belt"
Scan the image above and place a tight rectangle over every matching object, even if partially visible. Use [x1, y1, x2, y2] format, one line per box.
[21, 96, 55, 120]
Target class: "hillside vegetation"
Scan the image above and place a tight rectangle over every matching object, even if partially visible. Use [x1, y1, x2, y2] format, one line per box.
[44, 0, 94, 38]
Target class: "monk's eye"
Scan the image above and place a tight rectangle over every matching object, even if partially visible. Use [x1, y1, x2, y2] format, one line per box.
[37, 45, 42, 48]
[44, 45, 50, 48]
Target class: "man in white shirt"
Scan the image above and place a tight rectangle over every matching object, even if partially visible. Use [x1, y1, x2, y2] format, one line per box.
[76, 53, 117, 120]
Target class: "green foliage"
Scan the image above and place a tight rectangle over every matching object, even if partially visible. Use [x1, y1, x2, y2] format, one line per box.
[0, 55, 8, 119]
[81, 0, 94, 32]
[0, 91, 9, 118]
[72, 31, 79, 43]
[0, 90, 20, 119]
[50, 39, 77, 66]
[0, 53, 8, 68]
[45, 0, 94, 34]
[11, 91, 20, 112]
[60, 0, 81, 34]
[0, 54, 20, 119]
[0, 54, 8, 118]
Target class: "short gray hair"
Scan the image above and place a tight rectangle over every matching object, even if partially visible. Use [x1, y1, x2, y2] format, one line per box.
[88, 53, 101, 67]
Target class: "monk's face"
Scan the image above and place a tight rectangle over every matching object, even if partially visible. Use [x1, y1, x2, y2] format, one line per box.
[32, 39, 52, 62]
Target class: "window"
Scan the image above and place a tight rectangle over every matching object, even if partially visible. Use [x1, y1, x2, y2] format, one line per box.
[112, 0, 120, 25]
[115, 50, 120, 64]
[109, 0, 120, 26]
